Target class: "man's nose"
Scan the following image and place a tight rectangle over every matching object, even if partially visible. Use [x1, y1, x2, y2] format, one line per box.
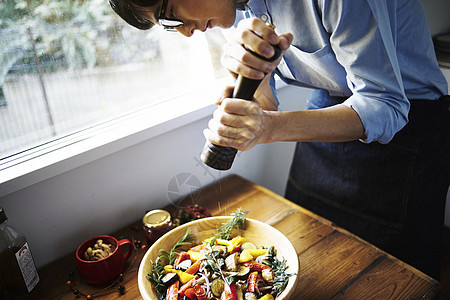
[176, 22, 196, 37]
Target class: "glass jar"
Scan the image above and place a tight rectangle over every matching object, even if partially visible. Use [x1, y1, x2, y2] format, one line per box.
[142, 210, 173, 246]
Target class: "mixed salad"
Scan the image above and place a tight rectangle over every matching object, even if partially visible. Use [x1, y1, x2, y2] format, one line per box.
[147, 209, 294, 300]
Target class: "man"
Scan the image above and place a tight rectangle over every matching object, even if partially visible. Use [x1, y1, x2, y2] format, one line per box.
[109, 0, 449, 279]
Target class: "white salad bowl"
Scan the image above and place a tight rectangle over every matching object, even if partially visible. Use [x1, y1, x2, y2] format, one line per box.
[138, 216, 299, 300]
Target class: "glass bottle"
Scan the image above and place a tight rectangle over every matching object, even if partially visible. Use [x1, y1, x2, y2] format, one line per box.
[0, 207, 39, 299]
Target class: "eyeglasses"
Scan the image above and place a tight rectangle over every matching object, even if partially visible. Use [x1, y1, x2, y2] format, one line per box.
[158, 0, 183, 31]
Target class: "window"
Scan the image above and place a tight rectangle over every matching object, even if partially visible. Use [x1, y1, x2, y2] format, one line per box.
[0, 0, 227, 161]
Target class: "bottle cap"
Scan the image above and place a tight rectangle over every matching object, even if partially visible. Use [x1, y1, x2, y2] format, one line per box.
[0, 207, 7, 223]
[143, 210, 171, 229]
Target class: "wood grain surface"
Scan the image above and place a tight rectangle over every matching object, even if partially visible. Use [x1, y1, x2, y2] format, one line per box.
[30, 174, 440, 299]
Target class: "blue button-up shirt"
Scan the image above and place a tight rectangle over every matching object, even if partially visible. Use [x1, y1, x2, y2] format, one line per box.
[237, 0, 448, 143]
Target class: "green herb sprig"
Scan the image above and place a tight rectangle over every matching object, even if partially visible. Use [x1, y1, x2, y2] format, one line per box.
[159, 229, 193, 265]
[265, 246, 295, 297]
[215, 208, 247, 240]
[146, 229, 193, 300]
[146, 256, 166, 300]
[204, 239, 234, 286]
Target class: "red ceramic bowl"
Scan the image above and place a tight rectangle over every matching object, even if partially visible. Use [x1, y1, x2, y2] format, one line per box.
[76, 235, 133, 284]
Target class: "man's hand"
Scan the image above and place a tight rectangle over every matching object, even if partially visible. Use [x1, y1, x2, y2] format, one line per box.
[204, 18, 292, 151]
[221, 18, 293, 80]
[204, 94, 269, 151]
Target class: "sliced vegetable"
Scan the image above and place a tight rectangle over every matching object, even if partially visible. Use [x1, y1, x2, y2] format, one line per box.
[192, 282, 207, 300]
[236, 265, 250, 277]
[161, 272, 178, 287]
[184, 288, 197, 300]
[177, 271, 195, 284]
[242, 261, 271, 272]
[235, 287, 244, 300]
[178, 278, 195, 297]
[240, 242, 257, 250]
[185, 259, 202, 275]
[224, 282, 238, 300]
[164, 266, 195, 284]
[230, 236, 248, 251]
[238, 250, 254, 263]
[225, 253, 239, 271]
[230, 244, 242, 254]
[211, 278, 225, 297]
[189, 244, 206, 252]
[166, 280, 179, 300]
[215, 239, 234, 252]
[261, 268, 274, 283]
[244, 292, 257, 300]
[164, 264, 174, 272]
[247, 271, 258, 293]
[174, 251, 191, 267]
[175, 259, 192, 271]
[246, 249, 269, 258]
[211, 245, 228, 256]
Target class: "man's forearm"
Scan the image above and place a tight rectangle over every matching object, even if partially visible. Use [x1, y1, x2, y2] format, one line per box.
[262, 104, 366, 143]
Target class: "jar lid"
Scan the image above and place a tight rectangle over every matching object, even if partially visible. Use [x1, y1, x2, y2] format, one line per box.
[143, 210, 171, 229]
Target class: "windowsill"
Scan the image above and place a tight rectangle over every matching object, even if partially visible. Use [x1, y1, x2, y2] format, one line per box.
[0, 78, 234, 197]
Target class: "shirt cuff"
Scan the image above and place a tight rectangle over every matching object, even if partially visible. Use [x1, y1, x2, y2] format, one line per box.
[343, 94, 409, 144]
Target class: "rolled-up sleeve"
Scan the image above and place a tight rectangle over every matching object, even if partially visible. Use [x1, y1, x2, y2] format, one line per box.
[322, 0, 410, 144]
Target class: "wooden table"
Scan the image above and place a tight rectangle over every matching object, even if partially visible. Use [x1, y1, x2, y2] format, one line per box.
[32, 174, 440, 299]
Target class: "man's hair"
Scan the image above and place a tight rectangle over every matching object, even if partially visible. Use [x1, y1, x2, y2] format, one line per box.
[108, 0, 159, 30]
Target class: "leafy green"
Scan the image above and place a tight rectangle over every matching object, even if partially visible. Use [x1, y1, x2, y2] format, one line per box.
[215, 208, 247, 240]
[146, 256, 166, 300]
[146, 229, 193, 300]
[159, 229, 193, 265]
[204, 241, 234, 285]
[264, 246, 295, 297]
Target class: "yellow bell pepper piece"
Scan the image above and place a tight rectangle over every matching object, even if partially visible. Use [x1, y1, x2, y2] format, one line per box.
[238, 250, 254, 263]
[177, 270, 195, 284]
[164, 265, 174, 272]
[230, 236, 248, 251]
[258, 294, 274, 300]
[164, 266, 195, 284]
[247, 249, 269, 258]
[203, 237, 233, 250]
[216, 238, 233, 247]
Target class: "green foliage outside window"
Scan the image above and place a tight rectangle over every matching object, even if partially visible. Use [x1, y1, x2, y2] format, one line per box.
[0, 0, 159, 87]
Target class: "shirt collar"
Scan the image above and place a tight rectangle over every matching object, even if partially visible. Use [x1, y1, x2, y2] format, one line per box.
[236, 0, 250, 11]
